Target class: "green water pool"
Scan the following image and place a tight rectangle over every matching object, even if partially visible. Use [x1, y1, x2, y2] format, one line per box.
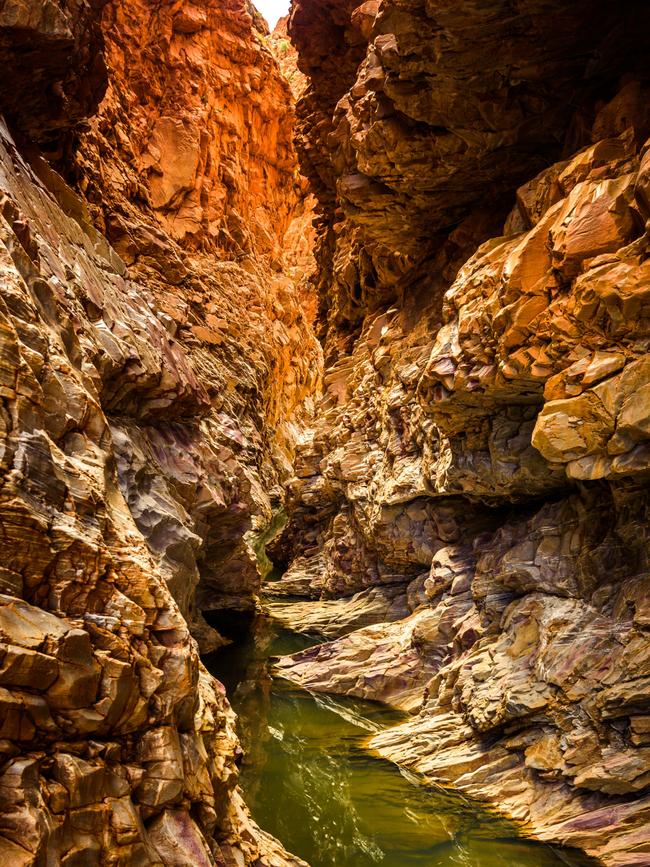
[203, 610, 597, 867]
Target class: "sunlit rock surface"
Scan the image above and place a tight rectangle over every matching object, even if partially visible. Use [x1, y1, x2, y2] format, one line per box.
[274, 0, 650, 863]
[70, 0, 322, 618]
[3, 0, 650, 863]
[0, 0, 318, 863]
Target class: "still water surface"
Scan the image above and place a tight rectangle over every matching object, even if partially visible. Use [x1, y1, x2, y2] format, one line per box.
[204, 609, 596, 867]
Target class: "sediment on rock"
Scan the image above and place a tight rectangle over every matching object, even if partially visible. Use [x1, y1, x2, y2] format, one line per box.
[273, 0, 650, 864]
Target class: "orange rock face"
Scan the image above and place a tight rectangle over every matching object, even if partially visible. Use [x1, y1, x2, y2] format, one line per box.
[65, 0, 322, 620]
[75, 0, 299, 257]
[0, 0, 317, 864]
[270, 16, 308, 100]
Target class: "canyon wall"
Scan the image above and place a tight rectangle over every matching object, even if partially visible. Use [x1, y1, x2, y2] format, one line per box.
[275, 0, 650, 864]
[0, 0, 317, 863]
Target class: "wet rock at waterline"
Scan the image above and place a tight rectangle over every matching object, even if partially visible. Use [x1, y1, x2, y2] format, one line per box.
[265, 583, 411, 638]
[1, 0, 650, 864]
[206, 609, 599, 867]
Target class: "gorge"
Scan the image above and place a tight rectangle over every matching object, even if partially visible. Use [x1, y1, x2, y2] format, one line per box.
[0, 0, 649, 865]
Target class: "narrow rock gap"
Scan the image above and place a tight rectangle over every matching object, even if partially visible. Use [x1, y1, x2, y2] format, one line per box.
[0, 1, 649, 866]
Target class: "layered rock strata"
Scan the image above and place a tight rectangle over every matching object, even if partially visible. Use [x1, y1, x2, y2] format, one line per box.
[274, 0, 650, 863]
[70, 0, 322, 620]
[0, 0, 317, 863]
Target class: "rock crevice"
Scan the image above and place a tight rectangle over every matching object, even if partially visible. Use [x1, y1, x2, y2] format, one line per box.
[2, 0, 650, 864]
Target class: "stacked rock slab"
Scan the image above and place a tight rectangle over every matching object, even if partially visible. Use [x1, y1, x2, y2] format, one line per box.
[0, 0, 316, 864]
[274, 0, 650, 863]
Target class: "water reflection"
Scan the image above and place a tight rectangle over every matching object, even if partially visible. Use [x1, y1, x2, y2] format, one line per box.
[203, 610, 596, 867]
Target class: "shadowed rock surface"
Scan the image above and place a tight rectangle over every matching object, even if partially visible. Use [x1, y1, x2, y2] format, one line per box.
[272, 0, 650, 864]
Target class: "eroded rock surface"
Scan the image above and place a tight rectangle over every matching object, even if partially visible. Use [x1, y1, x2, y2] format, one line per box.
[0, 0, 317, 863]
[66, 0, 323, 625]
[4, 0, 650, 862]
[274, 0, 650, 863]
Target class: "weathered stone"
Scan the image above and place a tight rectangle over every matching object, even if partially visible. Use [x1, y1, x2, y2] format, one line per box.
[2, 0, 650, 864]
[266, 583, 410, 638]
[275, 2, 650, 863]
[147, 810, 215, 866]
[0, 0, 320, 864]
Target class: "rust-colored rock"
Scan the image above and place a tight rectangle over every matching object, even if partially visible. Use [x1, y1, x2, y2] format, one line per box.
[3, 0, 650, 862]
[0, 0, 318, 864]
[62, 0, 323, 623]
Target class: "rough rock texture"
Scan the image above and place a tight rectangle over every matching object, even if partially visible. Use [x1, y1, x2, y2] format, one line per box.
[0, 0, 108, 155]
[266, 582, 410, 638]
[0, 0, 317, 863]
[68, 0, 322, 622]
[269, 16, 307, 100]
[274, 0, 650, 863]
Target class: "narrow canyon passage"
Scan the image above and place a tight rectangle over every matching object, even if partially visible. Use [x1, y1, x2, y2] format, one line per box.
[204, 604, 598, 866]
[0, 0, 649, 866]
